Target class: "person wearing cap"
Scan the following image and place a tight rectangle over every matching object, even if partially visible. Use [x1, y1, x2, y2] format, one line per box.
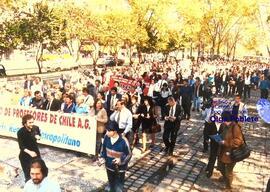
[101, 121, 132, 192]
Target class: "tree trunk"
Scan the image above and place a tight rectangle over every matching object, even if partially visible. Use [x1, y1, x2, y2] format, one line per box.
[197, 42, 201, 63]
[226, 40, 229, 58]
[216, 41, 221, 55]
[90, 42, 99, 70]
[232, 44, 236, 61]
[190, 42, 193, 57]
[36, 42, 43, 74]
[66, 39, 73, 56]
[163, 53, 168, 62]
[267, 46, 270, 57]
[137, 47, 143, 63]
[210, 39, 215, 58]
[126, 44, 133, 66]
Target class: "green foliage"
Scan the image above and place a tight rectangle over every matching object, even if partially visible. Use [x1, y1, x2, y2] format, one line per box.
[1, 0, 269, 64]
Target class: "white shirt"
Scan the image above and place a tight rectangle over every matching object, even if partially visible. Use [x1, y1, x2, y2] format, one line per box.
[202, 107, 213, 123]
[110, 135, 119, 145]
[169, 105, 176, 116]
[244, 76, 251, 85]
[84, 94, 94, 107]
[24, 177, 61, 192]
[31, 83, 43, 96]
[158, 79, 167, 88]
[110, 107, 133, 134]
[147, 84, 155, 97]
[161, 89, 171, 98]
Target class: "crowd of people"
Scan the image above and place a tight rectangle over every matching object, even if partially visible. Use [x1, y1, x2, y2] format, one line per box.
[6, 58, 270, 191]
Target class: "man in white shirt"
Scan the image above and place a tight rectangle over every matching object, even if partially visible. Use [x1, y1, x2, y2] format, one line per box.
[163, 97, 182, 156]
[31, 77, 43, 97]
[24, 158, 61, 192]
[110, 100, 133, 139]
[243, 74, 251, 100]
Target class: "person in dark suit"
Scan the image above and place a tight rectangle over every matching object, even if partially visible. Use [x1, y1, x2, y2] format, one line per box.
[129, 95, 142, 149]
[106, 87, 122, 117]
[44, 91, 61, 111]
[163, 97, 182, 156]
[24, 75, 33, 90]
[179, 79, 192, 120]
[140, 97, 155, 153]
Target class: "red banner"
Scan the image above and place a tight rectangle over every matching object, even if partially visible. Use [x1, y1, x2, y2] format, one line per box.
[109, 76, 149, 95]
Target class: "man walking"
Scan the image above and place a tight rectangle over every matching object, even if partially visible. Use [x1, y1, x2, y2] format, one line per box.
[110, 100, 133, 139]
[101, 121, 132, 192]
[163, 97, 182, 156]
[179, 79, 192, 120]
[17, 114, 41, 182]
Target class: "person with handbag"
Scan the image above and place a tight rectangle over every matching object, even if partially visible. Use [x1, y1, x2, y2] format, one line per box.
[162, 97, 182, 156]
[129, 95, 142, 149]
[140, 97, 155, 153]
[217, 111, 245, 190]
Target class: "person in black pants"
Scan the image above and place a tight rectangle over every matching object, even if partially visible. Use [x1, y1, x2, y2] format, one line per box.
[163, 97, 182, 156]
[17, 114, 41, 182]
[201, 99, 218, 177]
[179, 79, 192, 120]
[129, 95, 142, 149]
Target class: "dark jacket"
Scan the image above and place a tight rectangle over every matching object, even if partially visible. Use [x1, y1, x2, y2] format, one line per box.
[45, 99, 62, 111]
[24, 80, 33, 90]
[192, 84, 204, 97]
[164, 104, 182, 129]
[101, 135, 132, 172]
[140, 105, 155, 129]
[17, 126, 40, 157]
[106, 93, 122, 111]
[29, 97, 46, 110]
[179, 86, 192, 102]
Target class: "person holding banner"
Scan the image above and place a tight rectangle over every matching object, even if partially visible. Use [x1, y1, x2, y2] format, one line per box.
[17, 114, 41, 182]
[101, 121, 132, 192]
[63, 95, 76, 113]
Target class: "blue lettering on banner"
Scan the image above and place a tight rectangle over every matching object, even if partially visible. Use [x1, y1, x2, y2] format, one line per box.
[2, 125, 81, 148]
[41, 131, 80, 147]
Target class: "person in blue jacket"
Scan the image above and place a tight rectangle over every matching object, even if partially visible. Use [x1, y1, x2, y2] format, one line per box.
[101, 121, 132, 192]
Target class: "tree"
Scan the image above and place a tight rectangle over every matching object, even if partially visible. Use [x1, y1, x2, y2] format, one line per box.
[0, 19, 21, 60]
[17, 2, 66, 73]
[200, 0, 259, 57]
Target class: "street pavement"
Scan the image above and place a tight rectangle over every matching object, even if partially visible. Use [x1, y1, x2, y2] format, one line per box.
[0, 89, 269, 192]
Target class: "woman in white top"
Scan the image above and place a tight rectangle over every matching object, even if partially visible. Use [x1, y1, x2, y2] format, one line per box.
[160, 83, 172, 120]
[244, 72, 251, 100]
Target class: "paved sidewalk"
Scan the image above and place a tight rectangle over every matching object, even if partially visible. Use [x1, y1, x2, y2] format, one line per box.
[0, 90, 269, 191]
[120, 90, 269, 192]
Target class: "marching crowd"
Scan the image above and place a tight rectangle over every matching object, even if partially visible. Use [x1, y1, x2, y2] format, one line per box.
[5, 58, 270, 191]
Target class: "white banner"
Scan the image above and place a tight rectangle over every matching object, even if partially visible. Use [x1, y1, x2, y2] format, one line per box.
[0, 105, 96, 155]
